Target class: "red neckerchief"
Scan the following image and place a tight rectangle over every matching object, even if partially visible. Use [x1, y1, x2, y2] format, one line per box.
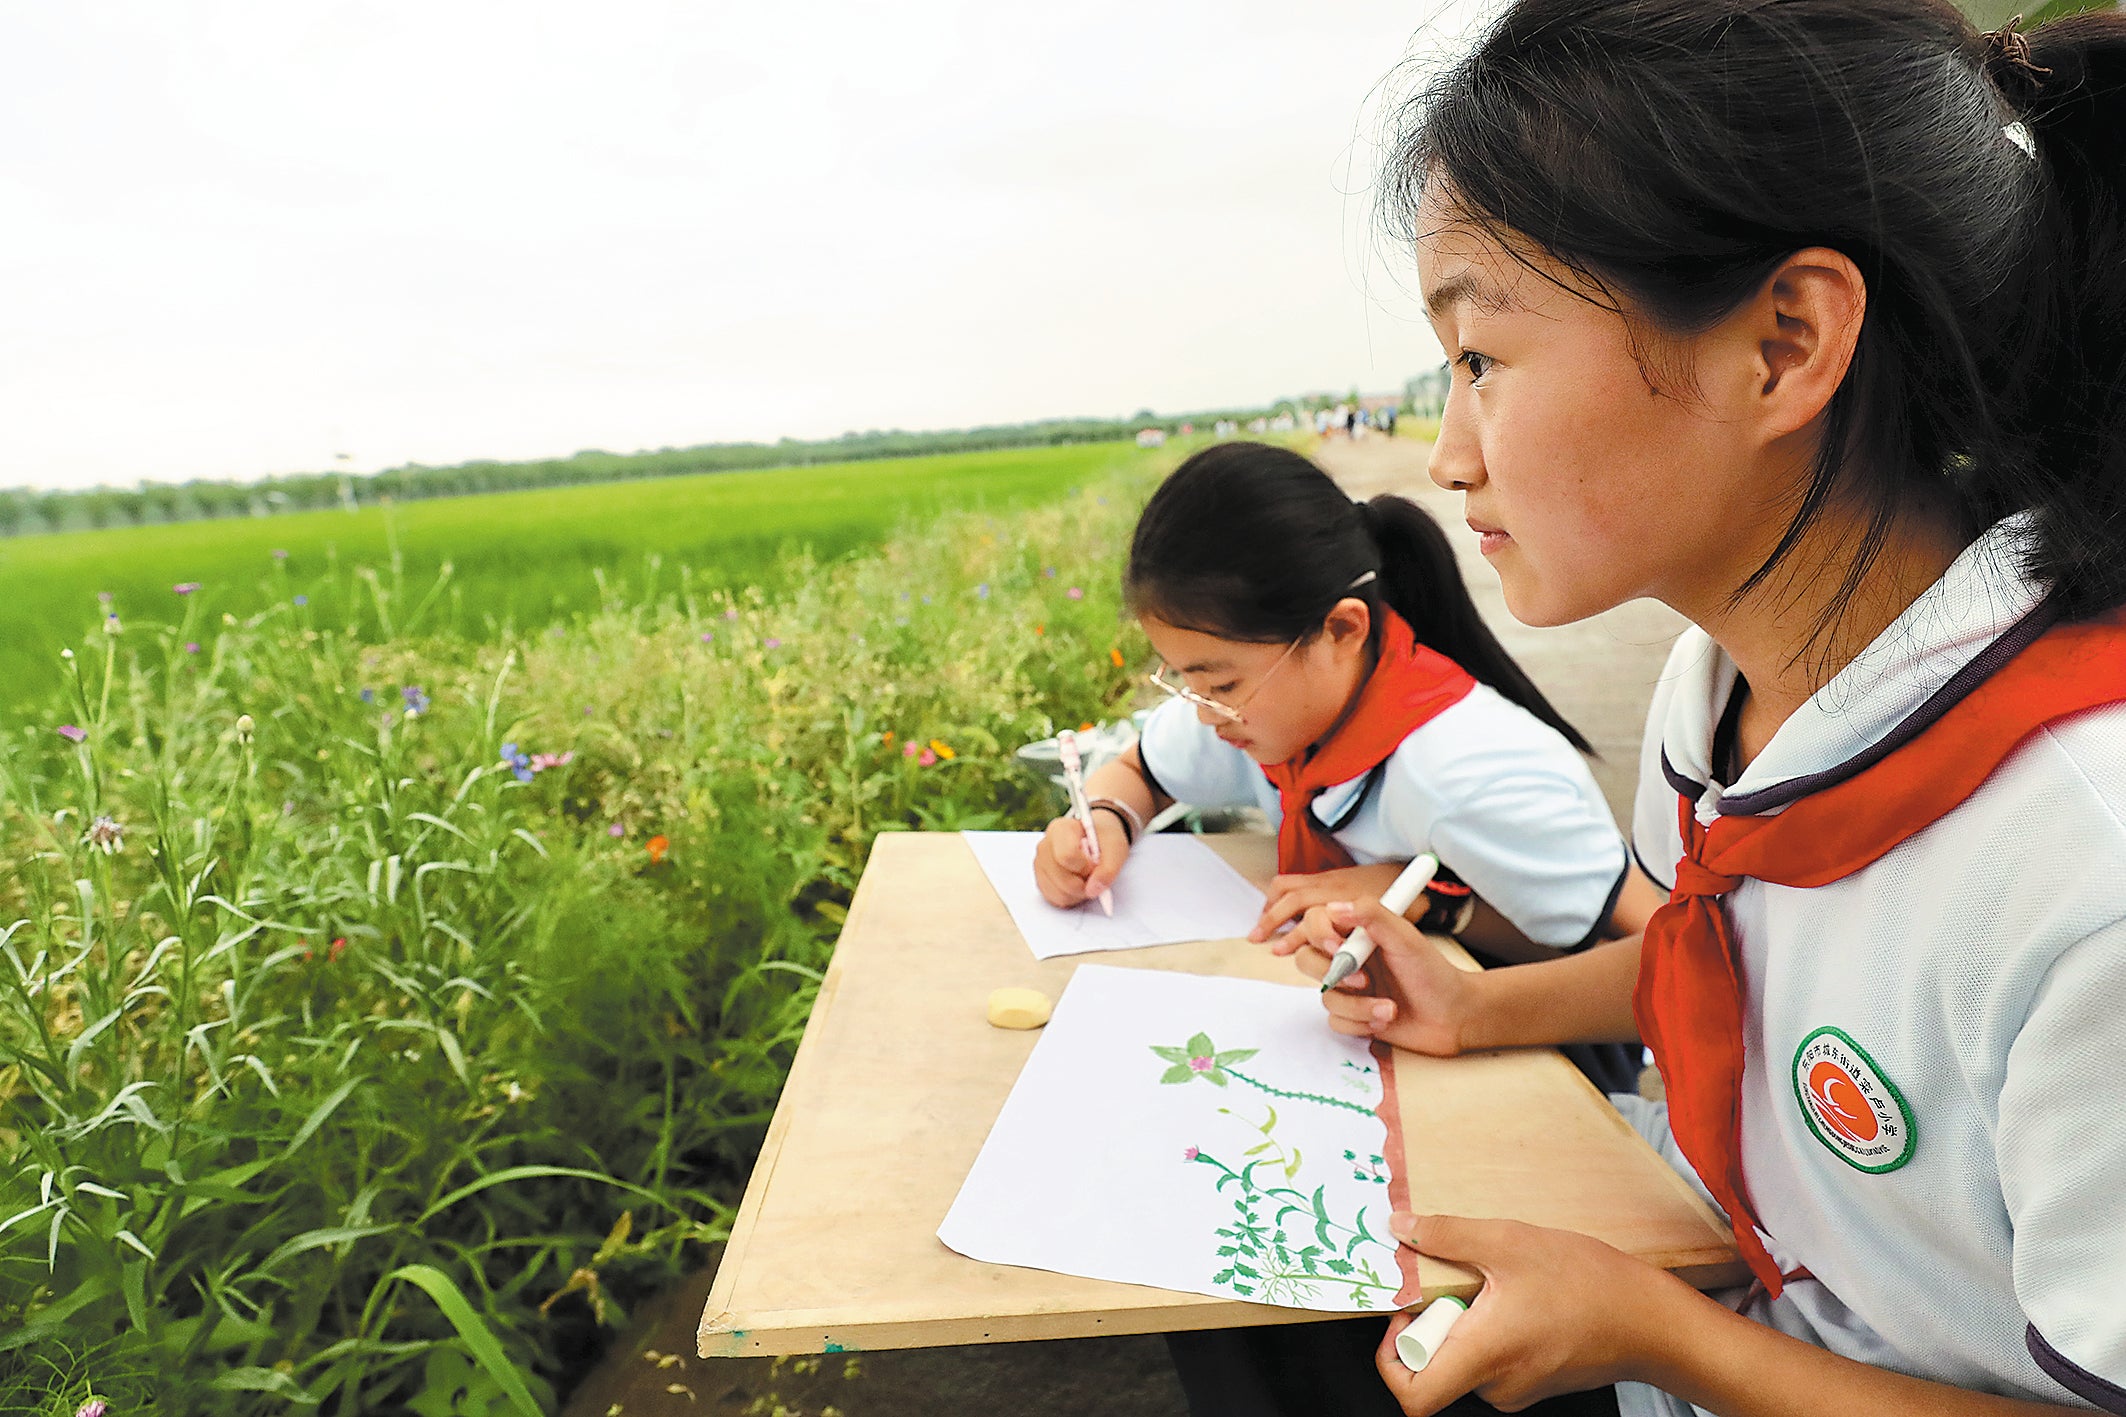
[1636, 608, 2126, 1298]
[1259, 609, 1476, 874]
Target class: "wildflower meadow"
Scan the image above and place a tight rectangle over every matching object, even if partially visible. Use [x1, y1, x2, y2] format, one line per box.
[0, 446, 1168, 1414]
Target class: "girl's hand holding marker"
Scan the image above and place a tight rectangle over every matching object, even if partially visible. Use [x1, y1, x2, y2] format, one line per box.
[1287, 896, 1476, 1059]
[1317, 851, 1439, 991]
[1031, 739, 1152, 910]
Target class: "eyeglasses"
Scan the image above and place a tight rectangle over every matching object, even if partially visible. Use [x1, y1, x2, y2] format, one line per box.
[1147, 638, 1303, 724]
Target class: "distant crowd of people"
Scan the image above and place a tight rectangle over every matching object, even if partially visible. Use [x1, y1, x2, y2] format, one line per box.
[1313, 401, 1397, 441]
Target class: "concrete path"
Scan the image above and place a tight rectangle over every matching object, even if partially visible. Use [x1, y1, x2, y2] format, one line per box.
[565, 433, 1688, 1417]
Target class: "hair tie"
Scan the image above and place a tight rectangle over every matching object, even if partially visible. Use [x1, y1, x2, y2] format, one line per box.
[1983, 16, 2051, 110]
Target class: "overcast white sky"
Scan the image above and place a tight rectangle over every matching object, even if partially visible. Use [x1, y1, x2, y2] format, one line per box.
[0, 2, 1478, 491]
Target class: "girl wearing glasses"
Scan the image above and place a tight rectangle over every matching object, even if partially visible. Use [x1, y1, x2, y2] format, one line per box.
[1032, 440, 1660, 1014]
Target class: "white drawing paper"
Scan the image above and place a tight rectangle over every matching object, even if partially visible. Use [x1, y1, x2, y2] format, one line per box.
[938, 965, 1407, 1312]
[962, 830, 1266, 960]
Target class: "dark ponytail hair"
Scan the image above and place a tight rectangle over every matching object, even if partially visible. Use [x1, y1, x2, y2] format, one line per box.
[1380, 0, 2126, 632]
[1125, 441, 1592, 753]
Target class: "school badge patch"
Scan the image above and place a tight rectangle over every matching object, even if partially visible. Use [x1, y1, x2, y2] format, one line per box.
[1791, 1027, 1914, 1173]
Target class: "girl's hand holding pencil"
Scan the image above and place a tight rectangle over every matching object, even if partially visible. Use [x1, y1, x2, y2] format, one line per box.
[1032, 812, 1130, 909]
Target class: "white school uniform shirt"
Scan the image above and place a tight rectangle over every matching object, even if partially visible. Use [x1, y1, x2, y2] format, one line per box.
[1619, 512, 2126, 1415]
[1135, 682, 1627, 949]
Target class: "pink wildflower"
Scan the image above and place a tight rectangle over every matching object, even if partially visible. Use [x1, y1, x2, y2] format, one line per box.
[1066, 587, 1084, 600]
[917, 748, 938, 766]
[172, 581, 201, 596]
[1189, 1056, 1214, 1072]
[56, 725, 86, 743]
[1184, 1146, 1199, 1162]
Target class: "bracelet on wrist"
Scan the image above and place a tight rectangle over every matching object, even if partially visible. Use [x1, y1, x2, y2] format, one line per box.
[1086, 798, 1141, 845]
[1414, 877, 1476, 936]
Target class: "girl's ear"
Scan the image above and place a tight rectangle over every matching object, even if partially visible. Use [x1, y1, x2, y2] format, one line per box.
[1747, 246, 1867, 439]
[1320, 597, 1373, 656]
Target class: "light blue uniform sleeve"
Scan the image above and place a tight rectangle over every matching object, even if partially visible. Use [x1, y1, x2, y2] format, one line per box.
[2000, 918, 2126, 1412]
[1408, 770, 1626, 949]
[1135, 697, 1272, 812]
[1374, 692, 1628, 949]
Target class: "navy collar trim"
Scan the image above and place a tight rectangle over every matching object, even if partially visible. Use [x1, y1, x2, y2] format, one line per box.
[1666, 598, 2059, 819]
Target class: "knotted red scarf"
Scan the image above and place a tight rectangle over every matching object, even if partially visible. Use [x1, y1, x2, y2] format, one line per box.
[1636, 610, 2126, 1298]
[1259, 609, 1475, 874]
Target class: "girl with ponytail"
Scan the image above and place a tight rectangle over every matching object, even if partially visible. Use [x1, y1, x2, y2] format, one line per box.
[1033, 439, 1650, 978]
[1269, 3, 2126, 1416]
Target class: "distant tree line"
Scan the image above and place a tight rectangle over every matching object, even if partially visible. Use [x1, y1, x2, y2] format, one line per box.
[0, 405, 1329, 536]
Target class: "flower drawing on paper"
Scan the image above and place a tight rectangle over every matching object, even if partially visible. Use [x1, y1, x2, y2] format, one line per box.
[1151, 1032, 1372, 1114]
[1152, 1032, 1257, 1087]
[1185, 1146, 1399, 1308]
[1342, 1148, 1389, 1184]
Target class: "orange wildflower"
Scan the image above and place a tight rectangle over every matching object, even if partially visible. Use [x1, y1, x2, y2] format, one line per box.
[1109, 647, 1125, 668]
[646, 834, 671, 864]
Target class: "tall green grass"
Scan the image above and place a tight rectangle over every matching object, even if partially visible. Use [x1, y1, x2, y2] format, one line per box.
[0, 453, 1162, 1414]
[0, 443, 1130, 718]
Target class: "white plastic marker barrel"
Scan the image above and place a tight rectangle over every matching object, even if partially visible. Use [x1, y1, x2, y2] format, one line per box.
[1395, 1296, 1470, 1372]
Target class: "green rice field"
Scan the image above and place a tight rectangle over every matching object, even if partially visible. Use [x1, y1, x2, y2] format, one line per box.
[0, 442, 1139, 716]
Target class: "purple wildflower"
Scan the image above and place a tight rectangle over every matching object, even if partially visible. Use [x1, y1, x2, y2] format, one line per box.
[1043, 566, 1056, 578]
[103, 612, 122, 635]
[974, 583, 990, 599]
[358, 687, 374, 703]
[86, 816, 124, 854]
[75, 1400, 109, 1417]
[185, 641, 201, 654]
[499, 742, 534, 783]
[56, 725, 86, 743]
[401, 686, 430, 715]
[173, 581, 201, 596]
[700, 631, 714, 643]
[607, 822, 625, 838]
[293, 594, 308, 607]
[763, 637, 782, 650]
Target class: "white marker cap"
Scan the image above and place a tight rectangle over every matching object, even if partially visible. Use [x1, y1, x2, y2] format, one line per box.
[1394, 1295, 1469, 1373]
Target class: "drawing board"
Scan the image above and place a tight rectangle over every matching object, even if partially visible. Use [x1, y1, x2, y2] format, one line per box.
[700, 832, 1744, 1358]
